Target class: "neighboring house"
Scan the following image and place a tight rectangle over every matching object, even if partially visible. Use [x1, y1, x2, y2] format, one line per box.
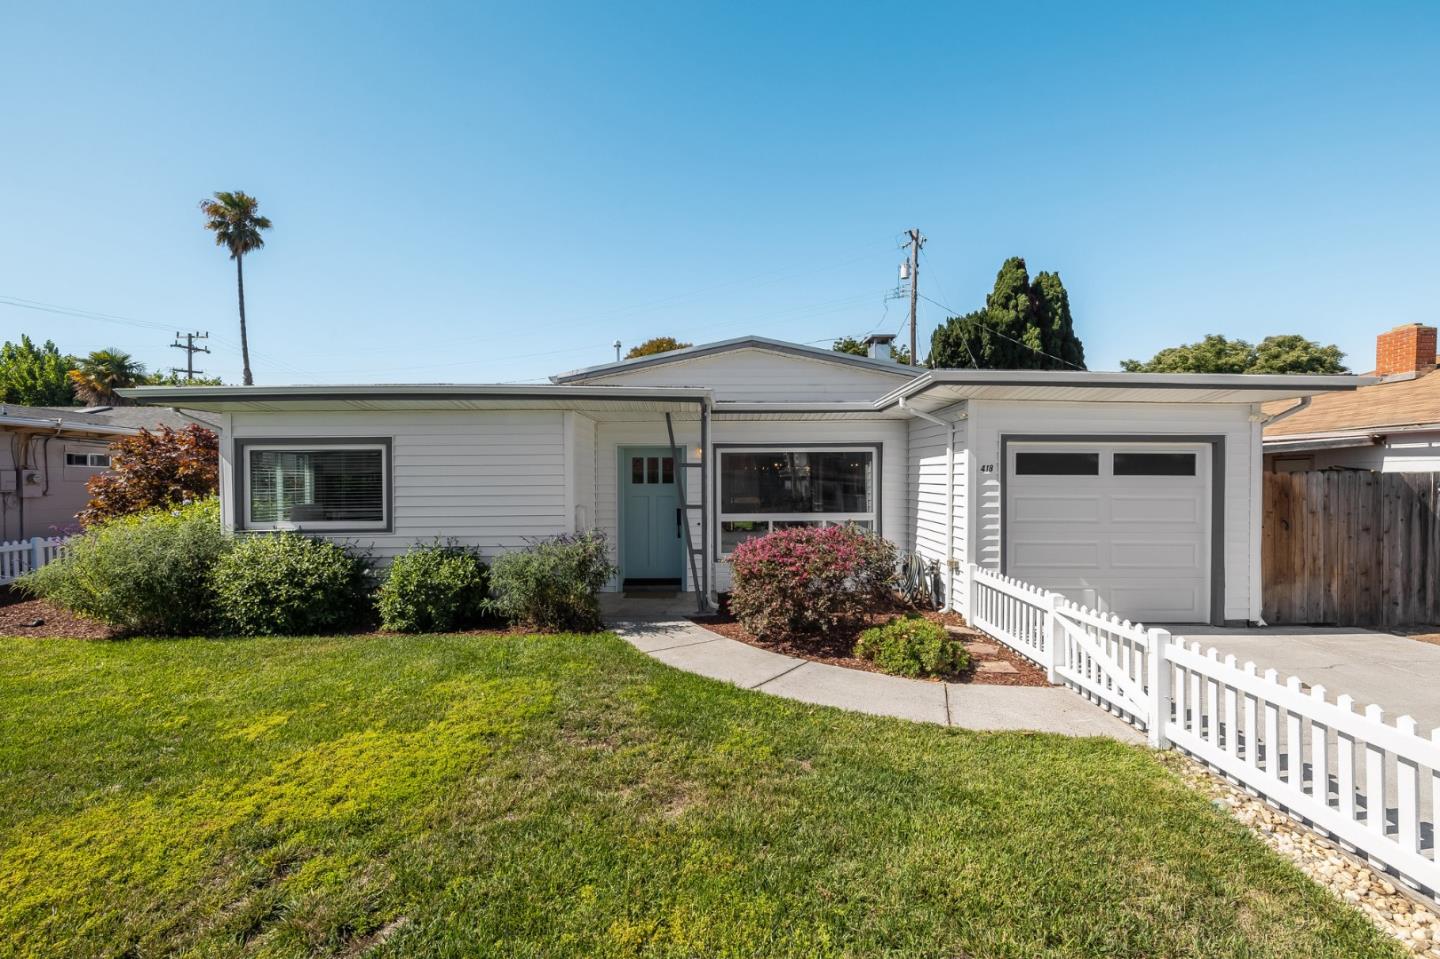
[0, 403, 212, 541]
[125, 333, 1361, 625]
[1264, 323, 1439, 472]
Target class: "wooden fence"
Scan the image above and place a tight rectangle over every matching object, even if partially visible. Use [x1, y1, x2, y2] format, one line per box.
[1263, 470, 1440, 628]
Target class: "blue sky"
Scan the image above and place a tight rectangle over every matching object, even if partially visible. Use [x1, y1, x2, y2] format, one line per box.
[2, 2, 1436, 384]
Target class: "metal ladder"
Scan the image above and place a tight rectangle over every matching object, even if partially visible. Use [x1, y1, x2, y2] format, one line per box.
[665, 411, 710, 613]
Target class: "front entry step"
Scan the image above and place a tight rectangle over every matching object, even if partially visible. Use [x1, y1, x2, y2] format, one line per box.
[623, 578, 682, 599]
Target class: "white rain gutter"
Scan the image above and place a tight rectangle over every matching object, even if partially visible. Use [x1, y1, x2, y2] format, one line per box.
[1257, 395, 1311, 427]
[897, 397, 968, 610]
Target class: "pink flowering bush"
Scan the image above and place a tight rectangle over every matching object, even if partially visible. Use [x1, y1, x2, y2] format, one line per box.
[728, 524, 896, 640]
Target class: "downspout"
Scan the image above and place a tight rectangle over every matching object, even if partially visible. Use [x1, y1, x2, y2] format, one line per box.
[898, 397, 967, 610]
[1258, 395, 1310, 428]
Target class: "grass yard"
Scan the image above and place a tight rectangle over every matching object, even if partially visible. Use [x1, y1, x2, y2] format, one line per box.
[0, 631, 1403, 959]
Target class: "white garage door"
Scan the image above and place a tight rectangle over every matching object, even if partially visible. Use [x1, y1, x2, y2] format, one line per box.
[1005, 443, 1211, 622]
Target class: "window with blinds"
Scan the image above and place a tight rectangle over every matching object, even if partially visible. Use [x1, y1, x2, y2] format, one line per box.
[245, 446, 386, 529]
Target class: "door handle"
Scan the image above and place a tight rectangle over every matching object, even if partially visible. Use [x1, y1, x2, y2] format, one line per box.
[676, 507, 682, 538]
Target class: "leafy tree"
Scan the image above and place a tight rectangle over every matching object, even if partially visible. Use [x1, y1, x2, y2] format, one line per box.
[625, 336, 692, 359]
[143, 371, 225, 386]
[200, 190, 272, 386]
[831, 336, 912, 365]
[78, 424, 220, 526]
[928, 257, 1086, 369]
[68, 349, 147, 406]
[1120, 334, 1346, 374]
[0, 336, 75, 406]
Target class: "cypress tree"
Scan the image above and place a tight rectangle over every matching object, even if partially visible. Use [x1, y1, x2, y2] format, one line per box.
[927, 257, 1087, 370]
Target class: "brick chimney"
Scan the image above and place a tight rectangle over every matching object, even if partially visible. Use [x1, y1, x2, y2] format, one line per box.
[1375, 323, 1437, 376]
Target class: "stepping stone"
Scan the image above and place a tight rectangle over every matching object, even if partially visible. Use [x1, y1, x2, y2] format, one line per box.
[975, 660, 1019, 675]
[963, 641, 999, 656]
[944, 624, 986, 639]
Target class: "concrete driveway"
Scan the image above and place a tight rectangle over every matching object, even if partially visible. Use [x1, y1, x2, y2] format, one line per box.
[1179, 626, 1440, 731]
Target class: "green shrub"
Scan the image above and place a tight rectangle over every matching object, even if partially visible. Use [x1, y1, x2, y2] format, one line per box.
[377, 542, 489, 633]
[854, 615, 970, 678]
[19, 498, 228, 635]
[488, 531, 616, 632]
[211, 533, 371, 636]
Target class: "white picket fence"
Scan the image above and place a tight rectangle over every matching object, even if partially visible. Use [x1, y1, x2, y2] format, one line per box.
[968, 562, 1440, 901]
[0, 537, 67, 584]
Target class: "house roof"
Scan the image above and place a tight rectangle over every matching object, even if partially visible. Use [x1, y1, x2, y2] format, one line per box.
[879, 369, 1367, 412]
[549, 335, 923, 384]
[118, 384, 714, 420]
[35, 405, 219, 430]
[0, 403, 211, 438]
[1262, 366, 1440, 442]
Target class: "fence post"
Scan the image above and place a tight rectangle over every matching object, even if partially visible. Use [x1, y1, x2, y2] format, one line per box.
[965, 563, 978, 623]
[29, 537, 42, 574]
[1146, 627, 1172, 749]
[1045, 592, 1064, 684]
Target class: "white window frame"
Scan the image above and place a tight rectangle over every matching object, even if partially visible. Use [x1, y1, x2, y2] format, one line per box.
[241, 442, 390, 532]
[716, 445, 878, 558]
[64, 451, 112, 468]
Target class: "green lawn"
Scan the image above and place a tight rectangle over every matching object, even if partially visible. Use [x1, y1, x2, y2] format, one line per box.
[0, 632, 1401, 959]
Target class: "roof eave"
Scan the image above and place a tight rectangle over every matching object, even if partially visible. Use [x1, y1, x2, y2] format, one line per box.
[877, 370, 1370, 408]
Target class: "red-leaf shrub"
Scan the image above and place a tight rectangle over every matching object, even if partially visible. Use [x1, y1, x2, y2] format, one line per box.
[728, 525, 896, 640]
[78, 424, 219, 527]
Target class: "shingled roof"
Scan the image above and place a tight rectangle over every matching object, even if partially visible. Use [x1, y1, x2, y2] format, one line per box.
[1264, 364, 1440, 439]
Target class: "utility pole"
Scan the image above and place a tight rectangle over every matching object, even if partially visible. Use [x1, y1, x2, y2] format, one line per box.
[170, 331, 211, 380]
[906, 229, 924, 365]
[613, 340, 622, 362]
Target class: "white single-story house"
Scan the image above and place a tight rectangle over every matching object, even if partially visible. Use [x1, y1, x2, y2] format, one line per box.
[0, 403, 211, 541]
[126, 334, 1363, 625]
[1265, 323, 1440, 473]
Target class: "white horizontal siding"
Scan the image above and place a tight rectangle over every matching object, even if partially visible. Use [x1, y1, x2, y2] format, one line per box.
[586, 348, 912, 403]
[905, 410, 968, 610]
[225, 411, 570, 561]
[964, 400, 1257, 623]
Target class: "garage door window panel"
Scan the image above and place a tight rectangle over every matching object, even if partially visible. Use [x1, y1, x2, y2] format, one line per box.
[1014, 452, 1099, 475]
[1113, 452, 1197, 476]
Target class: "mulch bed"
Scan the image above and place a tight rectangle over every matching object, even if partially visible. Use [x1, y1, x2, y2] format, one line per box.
[691, 600, 1050, 687]
[0, 598, 116, 640]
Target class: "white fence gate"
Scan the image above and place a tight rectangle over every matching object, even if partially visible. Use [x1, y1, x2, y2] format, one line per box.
[0, 537, 67, 584]
[968, 563, 1440, 901]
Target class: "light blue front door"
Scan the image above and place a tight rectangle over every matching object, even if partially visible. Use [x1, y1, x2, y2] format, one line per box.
[621, 447, 683, 582]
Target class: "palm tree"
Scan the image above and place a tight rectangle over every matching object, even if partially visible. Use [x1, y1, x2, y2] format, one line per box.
[68, 349, 146, 406]
[199, 191, 271, 386]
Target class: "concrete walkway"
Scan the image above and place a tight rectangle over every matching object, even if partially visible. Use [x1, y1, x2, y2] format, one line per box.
[605, 596, 1142, 742]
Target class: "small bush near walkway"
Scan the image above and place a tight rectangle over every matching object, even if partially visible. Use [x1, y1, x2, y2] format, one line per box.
[854, 614, 969, 678]
[211, 534, 371, 636]
[488, 531, 615, 631]
[728, 525, 895, 640]
[19, 498, 228, 635]
[377, 542, 489, 633]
